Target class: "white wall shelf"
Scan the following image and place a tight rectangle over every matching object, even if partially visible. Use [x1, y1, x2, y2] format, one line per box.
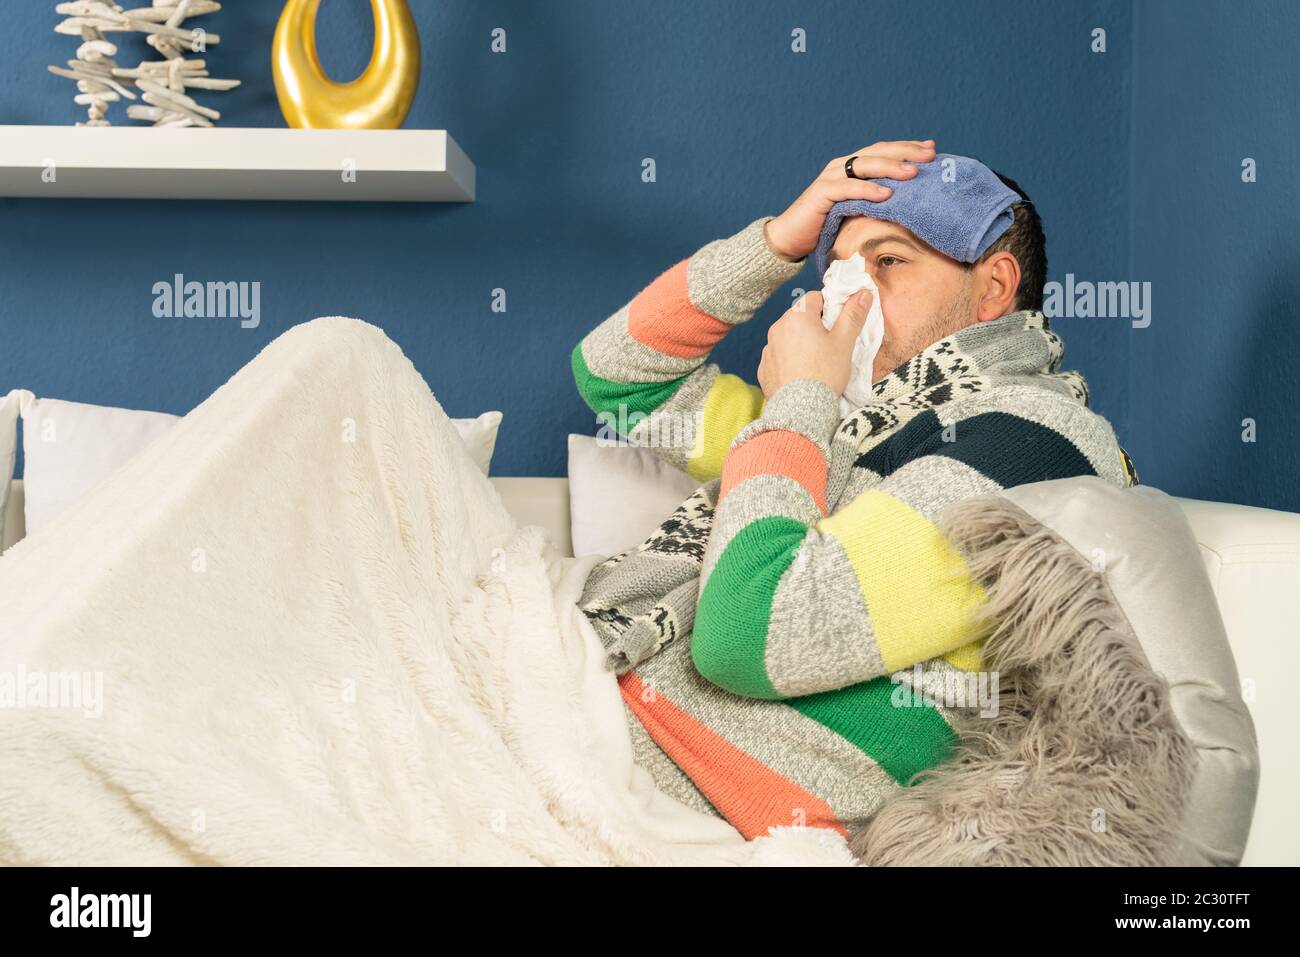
[0, 126, 474, 202]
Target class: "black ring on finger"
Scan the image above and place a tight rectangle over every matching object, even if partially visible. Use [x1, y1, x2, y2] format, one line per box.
[845, 155, 862, 179]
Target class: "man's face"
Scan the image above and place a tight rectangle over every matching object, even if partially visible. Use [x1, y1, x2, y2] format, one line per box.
[827, 216, 978, 383]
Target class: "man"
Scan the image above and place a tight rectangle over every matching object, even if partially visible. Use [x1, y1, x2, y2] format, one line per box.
[571, 140, 1137, 841]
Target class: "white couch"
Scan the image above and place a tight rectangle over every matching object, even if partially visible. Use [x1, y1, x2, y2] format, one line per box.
[499, 479, 1300, 867]
[5, 477, 1298, 865]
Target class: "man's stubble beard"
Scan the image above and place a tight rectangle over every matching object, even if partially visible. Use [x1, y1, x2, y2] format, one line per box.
[874, 275, 976, 382]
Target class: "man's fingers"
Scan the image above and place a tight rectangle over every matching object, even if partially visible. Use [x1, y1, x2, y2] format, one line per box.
[831, 289, 872, 339]
[792, 289, 824, 315]
[819, 178, 893, 203]
[857, 140, 937, 162]
[843, 155, 923, 182]
[823, 141, 934, 178]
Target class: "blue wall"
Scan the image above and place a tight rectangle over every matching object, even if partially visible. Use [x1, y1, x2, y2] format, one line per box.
[1129, 0, 1300, 511]
[8, 1, 1282, 510]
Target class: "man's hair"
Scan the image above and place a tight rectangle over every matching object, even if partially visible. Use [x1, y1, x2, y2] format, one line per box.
[968, 170, 1047, 313]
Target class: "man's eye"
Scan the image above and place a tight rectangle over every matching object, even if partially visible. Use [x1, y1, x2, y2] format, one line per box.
[876, 255, 903, 269]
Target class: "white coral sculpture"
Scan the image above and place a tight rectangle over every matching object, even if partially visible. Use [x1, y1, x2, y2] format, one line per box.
[47, 1, 241, 127]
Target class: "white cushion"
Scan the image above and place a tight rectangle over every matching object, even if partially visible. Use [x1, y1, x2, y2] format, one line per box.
[0, 391, 20, 548]
[1003, 479, 1260, 866]
[20, 395, 178, 536]
[452, 410, 503, 476]
[566, 434, 700, 558]
[1175, 496, 1300, 867]
[17, 394, 503, 537]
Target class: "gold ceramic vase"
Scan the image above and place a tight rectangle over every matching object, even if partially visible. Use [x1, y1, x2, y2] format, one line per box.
[272, 0, 421, 129]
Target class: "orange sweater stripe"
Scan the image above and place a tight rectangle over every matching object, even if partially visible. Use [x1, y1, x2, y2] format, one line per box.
[619, 672, 849, 840]
[626, 261, 732, 358]
[718, 429, 829, 515]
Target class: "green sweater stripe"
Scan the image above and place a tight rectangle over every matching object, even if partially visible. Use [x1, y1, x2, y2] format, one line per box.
[692, 516, 805, 699]
[791, 677, 959, 784]
[570, 340, 688, 422]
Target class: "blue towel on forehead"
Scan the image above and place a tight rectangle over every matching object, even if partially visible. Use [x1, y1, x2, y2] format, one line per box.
[812, 153, 1021, 280]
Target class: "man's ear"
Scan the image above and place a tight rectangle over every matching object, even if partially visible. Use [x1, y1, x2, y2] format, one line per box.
[974, 251, 1021, 322]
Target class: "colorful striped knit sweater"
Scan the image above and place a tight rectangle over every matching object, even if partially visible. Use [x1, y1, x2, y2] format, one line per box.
[571, 215, 1139, 840]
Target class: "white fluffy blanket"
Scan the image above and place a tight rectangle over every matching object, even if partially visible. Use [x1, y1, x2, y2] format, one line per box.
[0, 318, 856, 866]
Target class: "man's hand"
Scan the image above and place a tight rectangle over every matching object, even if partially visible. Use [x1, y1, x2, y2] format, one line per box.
[763, 139, 937, 262]
[758, 288, 874, 399]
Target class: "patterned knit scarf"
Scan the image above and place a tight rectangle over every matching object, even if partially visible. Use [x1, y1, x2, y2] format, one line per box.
[839, 309, 1085, 450]
[579, 309, 1088, 673]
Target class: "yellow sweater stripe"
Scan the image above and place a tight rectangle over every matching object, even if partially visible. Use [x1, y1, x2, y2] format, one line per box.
[817, 489, 988, 672]
[685, 373, 765, 482]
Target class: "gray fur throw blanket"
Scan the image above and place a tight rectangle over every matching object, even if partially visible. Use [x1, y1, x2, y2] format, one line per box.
[853, 490, 1197, 866]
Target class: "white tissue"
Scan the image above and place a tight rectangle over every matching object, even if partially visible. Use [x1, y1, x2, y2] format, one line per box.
[819, 252, 885, 416]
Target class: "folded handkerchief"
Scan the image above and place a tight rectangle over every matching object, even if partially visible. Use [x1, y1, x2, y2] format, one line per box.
[813, 153, 1020, 280]
[820, 252, 884, 417]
